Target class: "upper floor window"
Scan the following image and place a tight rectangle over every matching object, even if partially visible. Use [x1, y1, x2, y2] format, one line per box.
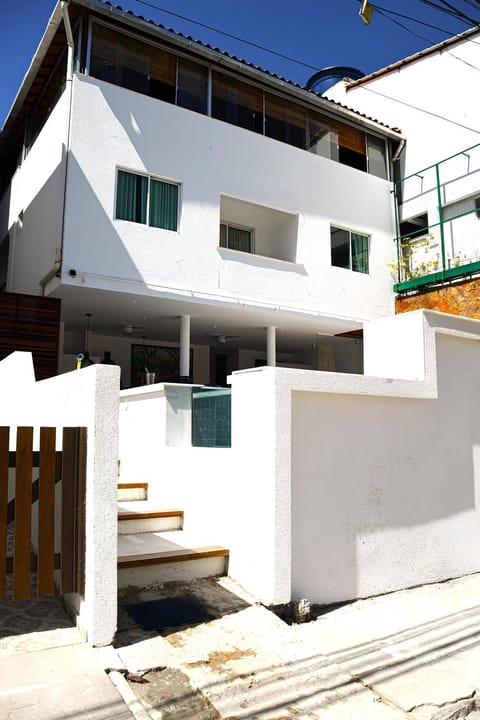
[212, 72, 263, 134]
[88, 22, 389, 180]
[220, 222, 253, 253]
[115, 170, 179, 231]
[331, 226, 369, 274]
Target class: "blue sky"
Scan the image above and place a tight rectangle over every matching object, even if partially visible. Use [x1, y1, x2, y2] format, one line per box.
[1, 0, 477, 129]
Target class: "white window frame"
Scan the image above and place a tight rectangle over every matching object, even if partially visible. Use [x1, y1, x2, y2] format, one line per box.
[114, 168, 180, 231]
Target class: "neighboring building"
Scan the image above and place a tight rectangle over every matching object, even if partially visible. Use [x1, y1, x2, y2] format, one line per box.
[0, 0, 403, 386]
[327, 29, 480, 316]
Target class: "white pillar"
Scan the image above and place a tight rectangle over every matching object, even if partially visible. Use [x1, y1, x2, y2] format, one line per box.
[180, 315, 190, 377]
[266, 326, 276, 367]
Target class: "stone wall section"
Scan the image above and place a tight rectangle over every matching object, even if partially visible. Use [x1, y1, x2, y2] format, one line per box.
[396, 277, 480, 318]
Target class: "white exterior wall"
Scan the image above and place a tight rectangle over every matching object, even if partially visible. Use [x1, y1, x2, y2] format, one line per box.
[328, 35, 480, 176]
[58, 74, 396, 322]
[2, 92, 69, 295]
[0, 352, 120, 646]
[327, 37, 480, 271]
[231, 309, 480, 605]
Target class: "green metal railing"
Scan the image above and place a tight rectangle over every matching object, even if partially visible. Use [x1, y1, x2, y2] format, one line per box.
[393, 143, 480, 292]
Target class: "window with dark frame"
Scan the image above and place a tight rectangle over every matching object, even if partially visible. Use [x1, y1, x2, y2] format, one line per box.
[88, 22, 389, 179]
[331, 226, 369, 274]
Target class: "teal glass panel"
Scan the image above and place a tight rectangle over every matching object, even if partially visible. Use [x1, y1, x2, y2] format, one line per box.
[149, 179, 178, 230]
[351, 232, 369, 273]
[191, 388, 231, 448]
[116, 171, 147, 223]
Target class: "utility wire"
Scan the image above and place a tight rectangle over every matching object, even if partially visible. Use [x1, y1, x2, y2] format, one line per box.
[416, 0, 477, 25]
[135, 0, 324, 72]
[134, 0, 470, 75]
[356, 0, 458, 33]
[374, 8, 436, 43]
[359, 85, 480, 134]
[436, 0, 479, 24]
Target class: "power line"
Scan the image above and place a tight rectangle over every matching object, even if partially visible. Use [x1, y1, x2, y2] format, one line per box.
[359, 85, 480, 134]
[436, 0, 479, 24]
[359, 0, 459, 34]
[416, 0, 478, 26]
[135, 0, 324, 73]
[130, 0, 480, 82]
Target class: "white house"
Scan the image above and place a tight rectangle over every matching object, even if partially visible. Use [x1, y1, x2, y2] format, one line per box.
[5, 3, 480, 628]
[327, 29, 480, 294]
[0, 0, 404, 387]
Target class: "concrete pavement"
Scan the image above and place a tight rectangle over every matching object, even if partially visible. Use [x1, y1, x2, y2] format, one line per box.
[0, 642, 135, 720]
[2, 573, 480, 719]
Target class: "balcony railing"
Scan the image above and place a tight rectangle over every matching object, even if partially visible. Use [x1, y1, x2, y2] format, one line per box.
[393, 143, 480, 292]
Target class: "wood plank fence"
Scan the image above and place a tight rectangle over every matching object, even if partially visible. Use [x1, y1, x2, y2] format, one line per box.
[0, 426, 86, 600]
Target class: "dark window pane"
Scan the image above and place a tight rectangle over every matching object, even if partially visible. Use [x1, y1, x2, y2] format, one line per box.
[219, 224, 227, 247]
[265, 93, 306, 148]
[90, 24, 149, 94]
[212, 72, 263, 133]
[367, 134, 388, 179]
[177, 58, 208, 114]
[307, 112, 336, 159]
[150, 179, 178, 230]
[116, 171, 147, 224]
[149, 47, 176, 103]
[228, 226, 251, 252]
[0, 235, 9, 291]
[331, 226, 350, 269]
[337, 124, 367, 172]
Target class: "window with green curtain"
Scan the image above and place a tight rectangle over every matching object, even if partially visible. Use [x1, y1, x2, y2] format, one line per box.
[116, 170, 147, 223]
[149, 179, 178, 230]
[220, 223, 252, 252]
[331, 226, 369, 274]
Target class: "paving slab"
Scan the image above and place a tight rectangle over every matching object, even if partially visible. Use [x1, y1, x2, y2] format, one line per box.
[0, 642, 135, 720]
[161, 604, 407, 719]
[294, 573, 480, 714]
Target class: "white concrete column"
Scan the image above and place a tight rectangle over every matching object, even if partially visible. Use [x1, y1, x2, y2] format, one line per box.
[266, 326, 276, 367]
[180, 315, 191, 377]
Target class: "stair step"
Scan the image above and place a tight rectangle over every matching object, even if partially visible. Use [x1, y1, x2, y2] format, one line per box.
[117, 482, 148, 501]
[118, 505, 184, 534]
[117, 530, 229, 587]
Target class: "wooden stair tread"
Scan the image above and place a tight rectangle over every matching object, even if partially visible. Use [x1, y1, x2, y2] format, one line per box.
[118, 545, 229, 568]
[118, 482, 148, 489]
[118, 509, 183, 521]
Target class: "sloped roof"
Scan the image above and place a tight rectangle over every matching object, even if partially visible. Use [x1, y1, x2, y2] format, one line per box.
[346, 25, 480, 89]
[0, 0, 404, 150]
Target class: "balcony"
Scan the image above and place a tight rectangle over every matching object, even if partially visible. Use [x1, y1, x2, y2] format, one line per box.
[393, 143, 480, 293]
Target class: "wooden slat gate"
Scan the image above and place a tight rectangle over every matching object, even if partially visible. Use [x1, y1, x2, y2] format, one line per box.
[0, 427, 86, 600]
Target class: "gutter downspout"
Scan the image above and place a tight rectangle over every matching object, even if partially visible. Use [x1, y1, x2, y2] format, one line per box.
[40, 0, 75, 291]
[392, 138, 405, 163]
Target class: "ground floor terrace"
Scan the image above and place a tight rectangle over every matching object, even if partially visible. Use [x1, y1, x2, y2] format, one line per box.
[52, 284, 366, 387]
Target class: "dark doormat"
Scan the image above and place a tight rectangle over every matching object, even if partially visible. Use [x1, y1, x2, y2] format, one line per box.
[124, 595, 215, 631]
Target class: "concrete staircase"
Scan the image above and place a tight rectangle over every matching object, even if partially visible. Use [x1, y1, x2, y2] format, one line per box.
[117, 483, 229, 589]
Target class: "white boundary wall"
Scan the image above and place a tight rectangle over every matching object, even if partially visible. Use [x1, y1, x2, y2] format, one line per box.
[117, 310, 480, 607]
[0, 353, 120, 646]
[230, 309, 480, 605]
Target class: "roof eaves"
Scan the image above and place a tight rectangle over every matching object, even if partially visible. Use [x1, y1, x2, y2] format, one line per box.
[79, 0, 402, 137]
[347, 25, 480, 89]
[0, 1, 64, 139]
[1, 0, 404, 146]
